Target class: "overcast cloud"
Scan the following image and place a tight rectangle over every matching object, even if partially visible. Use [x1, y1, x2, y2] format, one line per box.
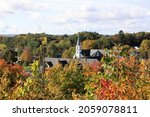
[0, 0, 150, 34]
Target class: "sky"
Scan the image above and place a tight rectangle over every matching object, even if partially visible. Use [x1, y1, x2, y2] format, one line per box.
[0, 0, 150, 35]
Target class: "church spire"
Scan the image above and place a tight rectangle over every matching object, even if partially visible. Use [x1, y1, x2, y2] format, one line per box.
[77, 33, 80, 46]
[73, 33, 83, 59]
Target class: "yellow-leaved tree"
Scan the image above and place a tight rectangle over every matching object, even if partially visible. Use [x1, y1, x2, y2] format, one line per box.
[82, 40, 96, 49]
[20, 47, 32, 65]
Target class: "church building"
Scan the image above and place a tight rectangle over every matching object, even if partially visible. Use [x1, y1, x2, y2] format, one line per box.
[45, 33, 108, 67]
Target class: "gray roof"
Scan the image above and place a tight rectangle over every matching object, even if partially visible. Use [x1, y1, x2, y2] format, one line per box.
[45, 49, 110, 67]
[83, 59, 98, 64]
[81, 49, 109, 58]
[91, 51, 102, 57]
[45, 57, 98, 67]
[90, 49, 109, 56]
[45, 57, 71, 66]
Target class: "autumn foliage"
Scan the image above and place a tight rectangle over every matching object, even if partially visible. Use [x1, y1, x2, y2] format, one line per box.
[85, 54, 150, 100]
[0, 47, 150, 100]
[0, 59, 30, 99]
[20, 47, 32, 63]
[82, 40, 96, 49]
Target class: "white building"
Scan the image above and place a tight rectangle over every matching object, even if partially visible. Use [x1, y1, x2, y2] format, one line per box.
[73, 33, 83, 59]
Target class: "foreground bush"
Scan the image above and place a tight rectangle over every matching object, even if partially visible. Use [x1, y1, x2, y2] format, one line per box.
[0, 59, 29, 99]
[85, 55, 150, 100]
[0, 51, 150, 100]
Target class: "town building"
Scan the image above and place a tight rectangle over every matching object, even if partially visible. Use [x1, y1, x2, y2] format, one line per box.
[45, 34, 108, 68]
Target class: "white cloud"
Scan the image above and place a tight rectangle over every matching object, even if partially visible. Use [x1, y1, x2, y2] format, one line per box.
[5, 25, 18, 33]
[50, 3, 150, 25]
[0, 22, 6, 29]
[0, 0, 150, 34]
[0, 0, 15, 16]
[30, 12, 41, 20]
[0, 22, 19, 34]
[146, 11, 150, 16]
[0, 0, 49, 17]
[45, 3, 150, 34]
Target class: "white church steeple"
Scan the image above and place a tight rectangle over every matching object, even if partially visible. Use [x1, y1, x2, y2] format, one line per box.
[73, 33, 83, 59]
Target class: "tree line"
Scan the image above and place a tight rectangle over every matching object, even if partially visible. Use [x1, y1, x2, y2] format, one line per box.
[0, 31, 150, 64]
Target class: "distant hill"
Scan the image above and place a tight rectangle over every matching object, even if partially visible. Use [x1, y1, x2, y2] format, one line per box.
[0, 34, 17, 37]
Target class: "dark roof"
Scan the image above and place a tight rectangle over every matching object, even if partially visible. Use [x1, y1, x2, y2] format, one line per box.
[81, 49, 91, 56]
[45, 57, 70, 66]
[58, 60, 68, 67]
[47, 61, 53, 67]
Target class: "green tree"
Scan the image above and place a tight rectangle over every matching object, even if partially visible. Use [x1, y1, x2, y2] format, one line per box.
[118, 30, 125, 44]
[1, 49, 18, 63]
[46, 41, 59, 57]
[139, 39, 150, 59]
[94, 36, 114, 49]
[0, 44, 7, 58]
[62, 47, 75, 58]
[57, 39, 71, 50]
